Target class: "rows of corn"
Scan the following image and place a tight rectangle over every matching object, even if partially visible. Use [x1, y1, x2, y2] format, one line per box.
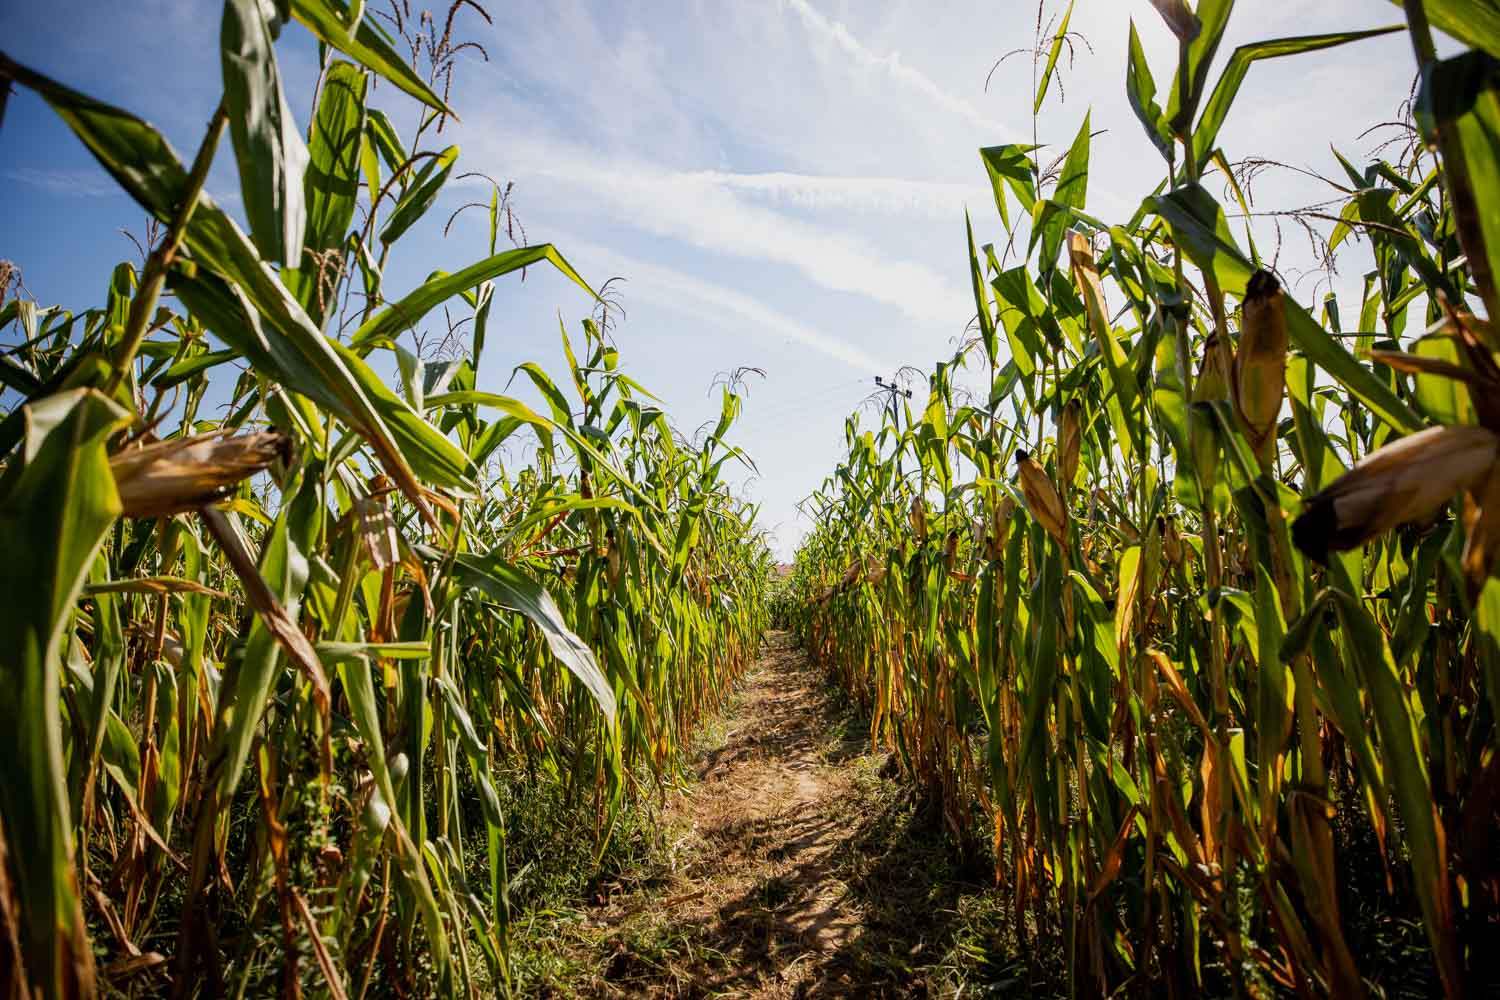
[0, 3, 771, 997]
[786, 2, 1500, 996]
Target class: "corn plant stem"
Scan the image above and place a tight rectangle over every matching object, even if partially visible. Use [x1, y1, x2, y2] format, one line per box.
[1402, 0, 1500, 326]
[433, 609, 449, 843]
[354, 857, 392, 1000]
[1177, 32, 1199, 185]
[1203, 277, 1232, 728]
[105, 101, 228, 397]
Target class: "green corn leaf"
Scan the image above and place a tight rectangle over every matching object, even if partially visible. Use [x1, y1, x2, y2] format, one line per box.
[350, 245, 594, 352]
[1475, 577, 1500, 732]
[992, 266, 1048, 378]
[1417, 48, 1500, 321]
[316, 639, 431, 661]
[0, 354, 43, 396]
[1392, 0, 1500, 60]
[380, 144, 458, 245]
[74, 556, 125, 832]
[468, 417, 523, 465]
[284, 58, 367, 325]
[1126, 21, 1174, 162]
[289, 0, 453, 115]
[8, 57, 476, 500]
[447, 550, 618, 722]
[1324, 579, 1460, 995]
[334, 654, 452, 986]
[156, 347, 240, 389]
[1192, 25, 1404, 166]
[978, 143, 1039, 232]
[512, 361, 576, 428]
[421, 390, 554, 448]
[0, 388, 129, 998]
[670, 492, 710, 589]
[1034, 0, 1075, 114]
[222, 0, 309, 265]
[967, 212, 999, 363]
[206, 471, 322, 803]
[1406, 334, 1477, 425]
[364, 107, 407, 173]
[472, 280, 494, 367]
[1165, 0, 1235, 133]
[170, 268, 478, 492]
[1035, 111, 1091, 273]
[1149, 184, 1423, 433]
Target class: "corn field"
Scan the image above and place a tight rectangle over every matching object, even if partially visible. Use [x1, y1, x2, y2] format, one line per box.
[0, 2, 770, 996]
[786, 1, 1500, 996]
[8, 0, 1500, 997]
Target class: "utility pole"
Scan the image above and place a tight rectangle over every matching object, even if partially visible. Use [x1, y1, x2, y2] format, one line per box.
[874, 375, 913, 481]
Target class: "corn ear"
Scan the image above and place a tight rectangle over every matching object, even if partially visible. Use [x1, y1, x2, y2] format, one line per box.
[1232, 270, 1288, 469]
[1059, 398, 1082, 488]
[1292, 424, 1500, 562]
[110, 431, 289, 519]
[1016, 450, 1067, 544]
[986, 495, 1017, 560]
[1162, 515, 1183, 567]
[1193, 330, 1231, 404]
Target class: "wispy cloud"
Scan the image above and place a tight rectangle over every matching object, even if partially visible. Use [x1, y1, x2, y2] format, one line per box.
[557, 235, 899, 375]
[5, 167, 117, 198]
[689, 170, 987, 218]
[465, 132, 971, 329]
[779, 0, 1016, 140]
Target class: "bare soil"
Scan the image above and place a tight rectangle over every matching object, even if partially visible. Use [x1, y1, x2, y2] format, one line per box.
[529, 631, 1031, 999]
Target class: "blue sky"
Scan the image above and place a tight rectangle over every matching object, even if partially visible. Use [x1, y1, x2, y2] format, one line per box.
[0, 1, 1453, 558]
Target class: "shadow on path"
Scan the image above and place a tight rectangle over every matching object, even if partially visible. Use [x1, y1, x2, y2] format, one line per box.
[558, 630, 1043, 999]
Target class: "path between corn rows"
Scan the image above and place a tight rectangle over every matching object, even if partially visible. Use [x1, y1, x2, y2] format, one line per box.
[539, 630, 1014, 998]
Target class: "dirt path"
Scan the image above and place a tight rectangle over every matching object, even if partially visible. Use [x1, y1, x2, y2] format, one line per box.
[535, 631, 1029, 999]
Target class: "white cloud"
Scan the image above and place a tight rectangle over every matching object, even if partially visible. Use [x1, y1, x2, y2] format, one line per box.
[779, 0, 1017, 140]
[689, 170, 988, 218]
[5, 167, 117, 198]
[463, 132, 972, 329]
[556, 235, 899, 375]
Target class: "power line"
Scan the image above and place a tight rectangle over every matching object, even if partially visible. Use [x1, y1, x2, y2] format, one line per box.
[872, 374, 913, 477]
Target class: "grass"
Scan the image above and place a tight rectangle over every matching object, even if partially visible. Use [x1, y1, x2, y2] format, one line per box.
[503, 675, 752, 996]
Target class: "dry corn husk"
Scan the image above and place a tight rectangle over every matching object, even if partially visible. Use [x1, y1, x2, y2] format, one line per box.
[1461, 464, 1500, 598]
[1231, 270, 1288, 468]
[985, 495, 1018, 560]
[1059, 398, 1082, 488]
[1016, 450, 1068, 544]
[110, 431, 289, 519]
[1292, 424, 1500, 563]
[943, 529, 960, 571]
[1162, 516, 1184, 567]
[996, 494, 1017, 526]
[910, 496, 928, 541]
[354, 474, 399, 571]
[1149, 0, 1200, 42]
